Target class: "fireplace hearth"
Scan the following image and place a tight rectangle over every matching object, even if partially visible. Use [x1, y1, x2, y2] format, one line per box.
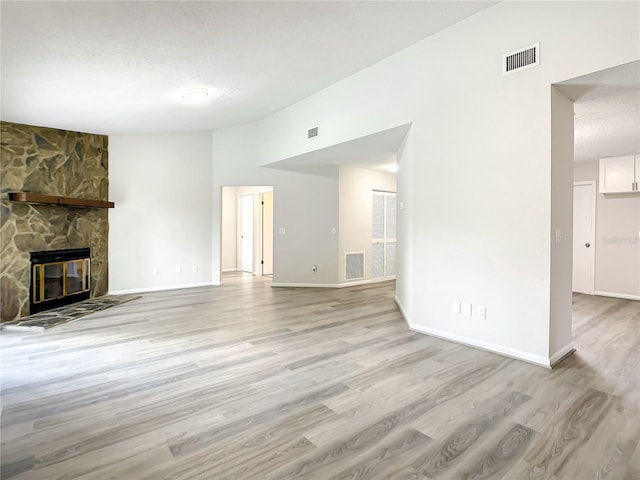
[30, 248, 91, 314]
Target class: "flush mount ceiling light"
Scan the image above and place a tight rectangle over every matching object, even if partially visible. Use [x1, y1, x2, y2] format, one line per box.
[182, 88, 209, 103]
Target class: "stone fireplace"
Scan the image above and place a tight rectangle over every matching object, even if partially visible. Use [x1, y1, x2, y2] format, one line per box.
[1, 122, 110, 322]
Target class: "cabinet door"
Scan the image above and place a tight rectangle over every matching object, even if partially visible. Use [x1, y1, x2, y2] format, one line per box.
[599, 155, 635, 193]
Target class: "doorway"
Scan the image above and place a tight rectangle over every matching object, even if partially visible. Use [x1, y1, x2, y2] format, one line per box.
[221, 186, 274, 278]
[572, 181, 596, 294]
[557, 61, 640, 301]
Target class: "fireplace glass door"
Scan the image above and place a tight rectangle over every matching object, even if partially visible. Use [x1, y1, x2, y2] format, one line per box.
[33, 259, 90, 304]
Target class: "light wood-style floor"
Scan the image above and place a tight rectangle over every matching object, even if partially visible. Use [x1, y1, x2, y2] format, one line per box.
[1, 274, 639, 479]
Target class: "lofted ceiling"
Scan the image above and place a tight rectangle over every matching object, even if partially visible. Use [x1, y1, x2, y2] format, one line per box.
[273, 58, 640, 173]
[2, 2, 636, 169]
[0, 0, 497, 135]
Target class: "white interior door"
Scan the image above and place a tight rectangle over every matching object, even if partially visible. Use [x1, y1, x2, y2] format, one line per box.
[372, 192, 397, 279]
[240, 194, 254, 274]
[573, 182, 596, 294]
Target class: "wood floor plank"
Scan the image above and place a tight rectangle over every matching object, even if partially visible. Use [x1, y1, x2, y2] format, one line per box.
[149, 404, 334, 480]
[325, 428, 432, 480]
[411, 391, 531, 478]
[514, 388, 613, 479]
[554, 397, 640, 480]
[0, 275, 638, 479]
[454, 422, 536, 480]
[167, 382, 349, 458]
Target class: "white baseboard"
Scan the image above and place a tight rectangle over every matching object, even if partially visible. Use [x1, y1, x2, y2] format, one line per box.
[340, 276, 395, 287]
[394, 296, 410, 326]
[594, 290, 640, 301]
[109, 282, 218, 295]
[272, 282, 343, 288]
[395, 294, 567, 368]
[549, 343, 576, 367]
[221, 268, 237, 273]
[272, 276, 395, 289]
[407, 321, 555, 368]
[338, 279, 371, 287]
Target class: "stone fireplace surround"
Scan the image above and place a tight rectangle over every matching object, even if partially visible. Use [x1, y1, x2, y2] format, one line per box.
[1, 121, 110, 322]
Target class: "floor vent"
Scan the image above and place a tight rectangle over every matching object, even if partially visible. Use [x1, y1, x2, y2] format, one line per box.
[345, 252, 365, 281]
[503, 43, 539, 75]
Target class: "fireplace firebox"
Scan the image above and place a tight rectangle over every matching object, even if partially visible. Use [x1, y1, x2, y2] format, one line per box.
[30, 248, 91, 314]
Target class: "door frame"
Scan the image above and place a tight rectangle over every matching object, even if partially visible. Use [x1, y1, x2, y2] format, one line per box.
[259, 191, 274, 277]
[573, 181, 596, 294]
[238, 193, 254, 274]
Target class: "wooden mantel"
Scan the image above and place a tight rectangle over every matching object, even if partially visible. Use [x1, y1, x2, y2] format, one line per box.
[8, 192, 115, 209]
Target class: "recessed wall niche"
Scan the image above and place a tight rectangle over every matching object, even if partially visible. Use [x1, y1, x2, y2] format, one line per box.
[0, 121, 110, 322]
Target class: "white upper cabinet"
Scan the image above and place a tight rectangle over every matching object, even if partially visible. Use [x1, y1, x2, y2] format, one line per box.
[599, 154, 639, 194]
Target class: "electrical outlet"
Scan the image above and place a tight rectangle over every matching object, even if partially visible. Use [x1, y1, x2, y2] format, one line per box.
[451, 300, 461, 314]
[192, 265, 198, 273]
[477, 305, 486, 319]
[152, 267, 159, 276]
[176, 266, 182, 274]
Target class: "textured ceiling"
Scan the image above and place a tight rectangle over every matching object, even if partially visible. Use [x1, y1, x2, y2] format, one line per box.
[557, 61, 640, 163]
[0, 0, 497, 135]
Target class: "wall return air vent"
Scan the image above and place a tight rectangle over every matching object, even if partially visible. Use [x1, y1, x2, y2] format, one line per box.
[345, 252, 365, 281]
[503, 43, 539, 75]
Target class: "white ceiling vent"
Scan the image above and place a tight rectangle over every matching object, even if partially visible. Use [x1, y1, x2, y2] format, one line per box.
[308, 126, 319, 139]
[503, 43, 539, 75]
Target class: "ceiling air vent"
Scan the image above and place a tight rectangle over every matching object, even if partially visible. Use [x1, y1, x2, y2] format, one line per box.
[503, 43, 539, 75]
[308, 126, 319, 139]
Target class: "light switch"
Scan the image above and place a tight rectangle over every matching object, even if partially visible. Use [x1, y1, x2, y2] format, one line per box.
[462, 302, 472, 317]
[279, 227, 286, 235]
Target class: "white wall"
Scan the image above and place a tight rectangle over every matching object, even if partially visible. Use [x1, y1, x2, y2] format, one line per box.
[107, 1, 639, 366]
[211, 122, 340, 287]
[221, 186, 237, 272]
[550, 87, 575, 360]
[109, 131, 213, 293]
[574, 160, 640, 298]
[338, 166, 396, 283]
[240, 1, 640, 366]
[395, 130, 413, 319]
